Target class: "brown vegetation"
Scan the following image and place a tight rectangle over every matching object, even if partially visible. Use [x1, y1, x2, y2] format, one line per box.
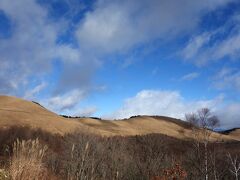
[9, 139, 48, 180]
[0, 126, 239, 180]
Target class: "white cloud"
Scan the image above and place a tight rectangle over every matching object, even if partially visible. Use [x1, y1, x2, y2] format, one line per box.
[76, 0, 233, 54]
[109, 90, 223, 119]
[41, 89, 98, 116]
[181, 72, 200, 81]
[109, 89, 239, 128]
[44, 89, 86, 112]
[56, 45, 82, 63]
[216, 103, 240, 128]
[0, 0, 89, 96]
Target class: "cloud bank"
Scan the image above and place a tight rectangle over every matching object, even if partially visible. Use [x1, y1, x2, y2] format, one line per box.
[109, 90, 239, 128]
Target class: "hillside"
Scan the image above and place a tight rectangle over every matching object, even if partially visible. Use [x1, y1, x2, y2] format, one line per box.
[220, 128, 240, 141]
[0, 95, 238, 141]
[0, 95, 83, 135]
[228, 129, 240, 140]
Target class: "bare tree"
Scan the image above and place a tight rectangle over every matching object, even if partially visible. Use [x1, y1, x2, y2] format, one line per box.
[227, 153, 240, 180]
[185, 108, 220, 180]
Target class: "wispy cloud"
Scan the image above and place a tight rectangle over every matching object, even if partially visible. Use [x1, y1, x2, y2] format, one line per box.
[24, 82, 47, 99]
[212, 67, 240, 91]
[182, 32, 211, 61]
[182, 13, 240, 66]
[180, 72, 200, 81]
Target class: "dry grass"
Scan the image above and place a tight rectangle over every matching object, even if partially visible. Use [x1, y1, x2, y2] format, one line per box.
[228, 129, 240, 141]
[9, 139, 48, 180]
[0, 169, 9, 180]
[0, 96, 85, 135]
[0, 95, 238, 141]
[67, 142, 92, 180]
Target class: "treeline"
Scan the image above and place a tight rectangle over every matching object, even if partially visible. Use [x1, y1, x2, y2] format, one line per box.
[0, 126, 239, 180]
[61, 115, 102, 120]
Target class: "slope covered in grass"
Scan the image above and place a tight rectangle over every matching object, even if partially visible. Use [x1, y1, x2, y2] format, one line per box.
[0, 95, 238, 141]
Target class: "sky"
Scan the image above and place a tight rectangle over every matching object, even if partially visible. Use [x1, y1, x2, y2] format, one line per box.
[0, 0, 240, 128]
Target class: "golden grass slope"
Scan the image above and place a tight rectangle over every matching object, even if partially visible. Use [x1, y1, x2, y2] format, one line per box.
[0, 95, 83, 135]
[0, 95, 238, 141]
[76, 116, 237, 141]
[223, 128, 240, 141]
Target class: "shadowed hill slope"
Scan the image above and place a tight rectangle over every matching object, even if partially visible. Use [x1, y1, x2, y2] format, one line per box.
[0, 95, 238, 141]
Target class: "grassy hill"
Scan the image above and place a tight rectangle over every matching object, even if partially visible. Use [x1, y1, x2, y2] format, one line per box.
[0, 95, 238, 141]
[220, 128, 240, 141]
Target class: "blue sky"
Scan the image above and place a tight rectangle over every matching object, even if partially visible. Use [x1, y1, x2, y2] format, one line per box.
[0, 0, 240, 128]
